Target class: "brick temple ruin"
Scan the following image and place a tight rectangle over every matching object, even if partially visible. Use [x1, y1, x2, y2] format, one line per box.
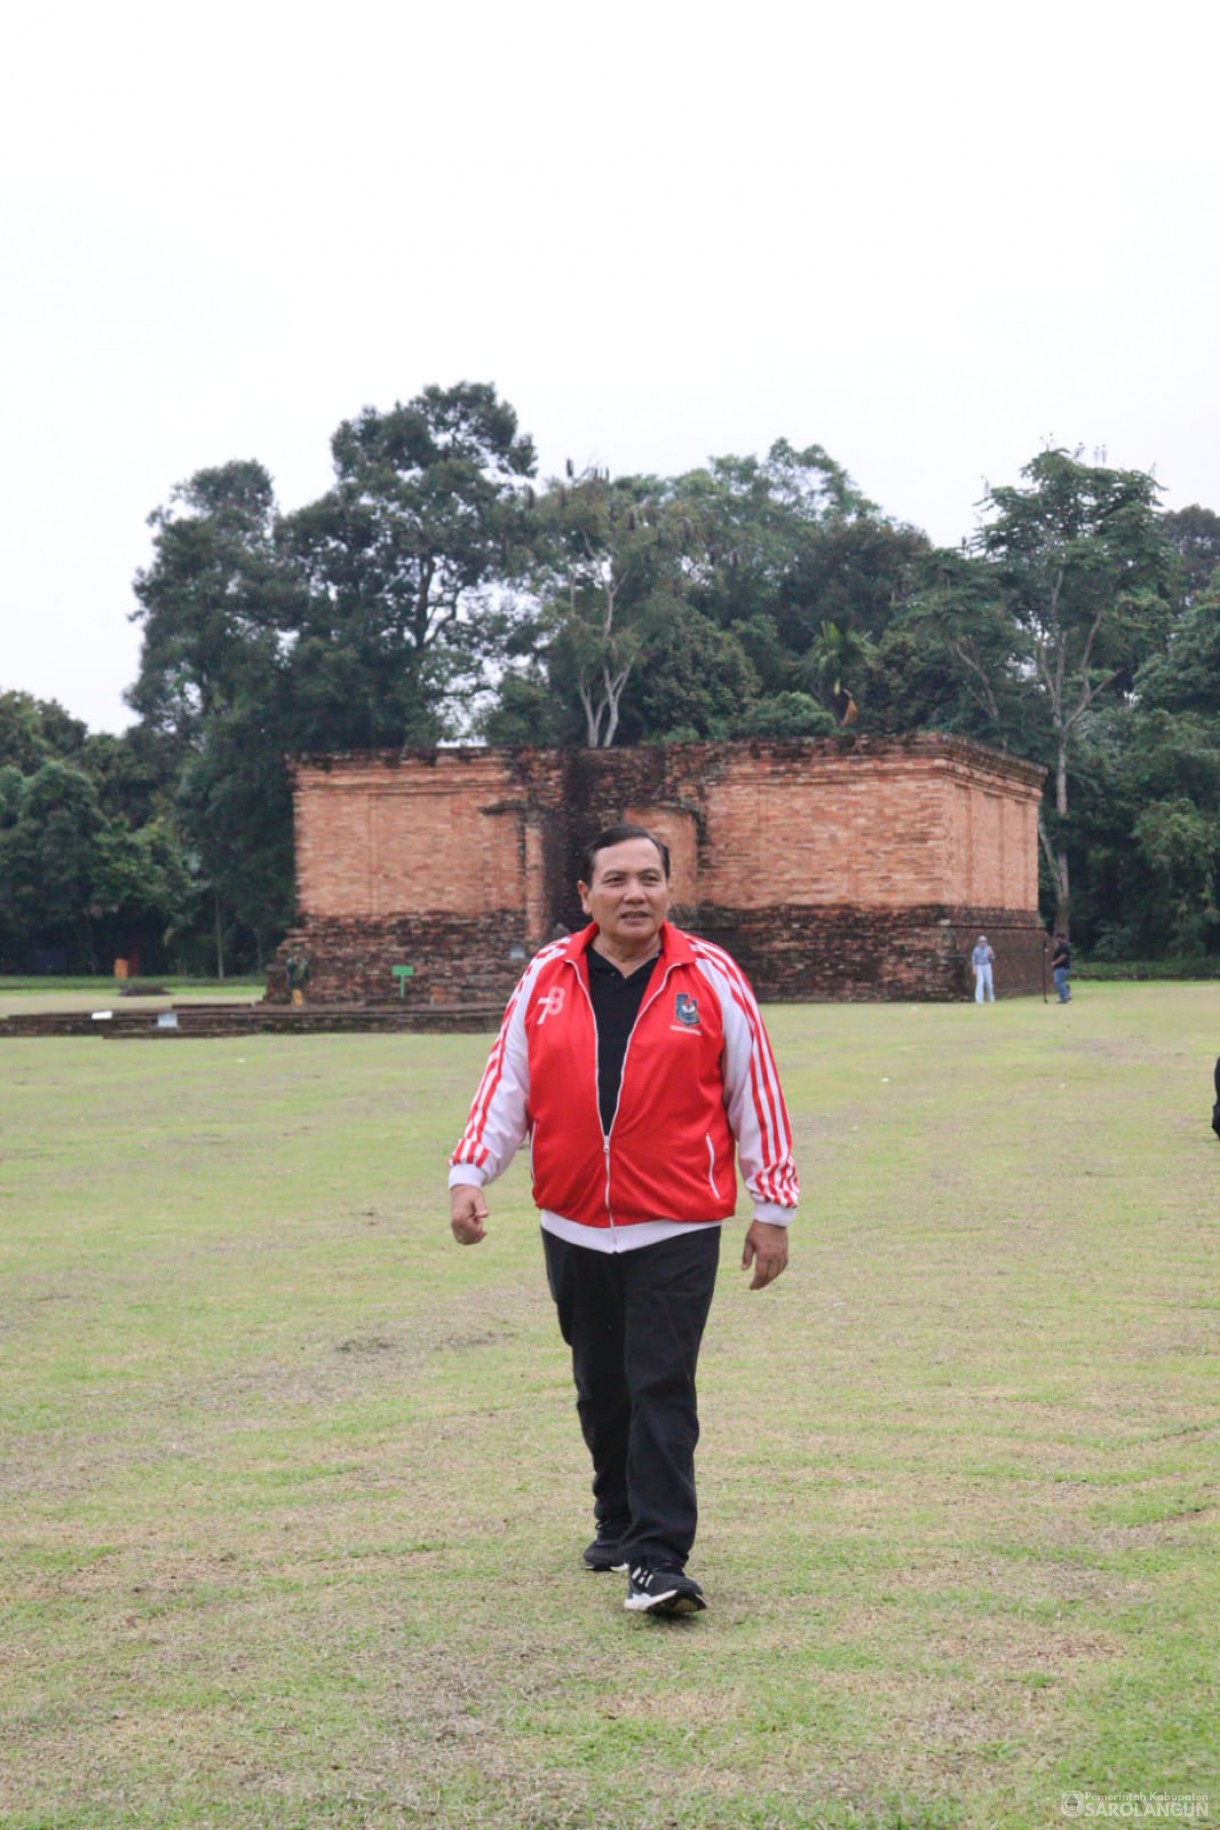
[265, 735, 1048, 1009]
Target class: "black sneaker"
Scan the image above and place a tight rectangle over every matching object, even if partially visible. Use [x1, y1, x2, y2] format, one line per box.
[623, 1563, 706, 1616]
[582, 1519, 630, 1572]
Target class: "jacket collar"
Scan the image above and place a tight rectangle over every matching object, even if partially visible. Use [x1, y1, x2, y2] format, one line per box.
[563, 920, 694, 972]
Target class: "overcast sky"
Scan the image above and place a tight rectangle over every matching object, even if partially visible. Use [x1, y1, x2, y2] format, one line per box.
[3, 0, 1217, 735]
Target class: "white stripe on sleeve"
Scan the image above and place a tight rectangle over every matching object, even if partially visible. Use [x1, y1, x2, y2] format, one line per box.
[694, 948, 799, 1216]
[448, 947, 559, 1184]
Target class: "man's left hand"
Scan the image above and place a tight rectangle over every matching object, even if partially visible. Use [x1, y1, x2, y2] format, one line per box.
[742, 1219, 789, 1290]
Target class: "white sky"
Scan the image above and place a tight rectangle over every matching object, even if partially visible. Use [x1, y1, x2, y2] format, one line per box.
[2, 0, 1217, 734]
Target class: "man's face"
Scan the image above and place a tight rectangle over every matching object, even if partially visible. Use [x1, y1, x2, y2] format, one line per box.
[578, 838, 671, 952]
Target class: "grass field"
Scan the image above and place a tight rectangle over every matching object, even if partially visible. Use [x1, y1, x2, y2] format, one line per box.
[1, 987, 1217, 1830]
[0, 982, 263, 1017]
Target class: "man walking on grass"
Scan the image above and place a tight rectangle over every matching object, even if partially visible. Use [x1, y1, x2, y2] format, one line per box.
[448, 823, 798, 1617]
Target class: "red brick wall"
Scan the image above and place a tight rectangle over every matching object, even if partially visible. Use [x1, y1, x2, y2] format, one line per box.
[295, 751, 531, 920]
[272, 736, 1046, 1004]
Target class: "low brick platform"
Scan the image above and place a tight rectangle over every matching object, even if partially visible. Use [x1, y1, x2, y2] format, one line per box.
[0, 1002, 503, 1041]
[264, 905, 1046, 1010]
[696, 904, 1048, 1002]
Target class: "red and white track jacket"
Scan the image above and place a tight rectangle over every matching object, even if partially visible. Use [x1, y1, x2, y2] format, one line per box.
[449, 922, 798, 1232]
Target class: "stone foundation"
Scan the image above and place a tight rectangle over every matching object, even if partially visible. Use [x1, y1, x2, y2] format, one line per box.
[267, 903, 1046, 1008]
[695, 904, 1049, 1001]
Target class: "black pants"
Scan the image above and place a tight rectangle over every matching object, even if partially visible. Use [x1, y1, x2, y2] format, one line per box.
[543, 1224, 721, 1569]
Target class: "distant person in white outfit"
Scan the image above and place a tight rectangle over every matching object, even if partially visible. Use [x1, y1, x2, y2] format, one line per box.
[971, 935, 995, 1003]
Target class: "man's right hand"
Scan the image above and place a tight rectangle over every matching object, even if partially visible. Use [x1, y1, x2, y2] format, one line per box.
[450, 1184, 489, 1245]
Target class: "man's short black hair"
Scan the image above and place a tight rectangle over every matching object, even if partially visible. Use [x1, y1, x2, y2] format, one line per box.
[582, 822, 671, 881]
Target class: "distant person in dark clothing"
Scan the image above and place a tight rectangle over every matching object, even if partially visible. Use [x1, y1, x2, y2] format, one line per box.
[285, 952, 311, 1007]
[1051, 933, 1072, 1003]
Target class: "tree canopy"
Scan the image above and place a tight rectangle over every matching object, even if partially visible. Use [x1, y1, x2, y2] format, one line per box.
[6, 401, 1219, 974]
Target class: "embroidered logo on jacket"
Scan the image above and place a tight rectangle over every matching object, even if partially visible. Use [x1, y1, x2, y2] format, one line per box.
[674, 992, 699, 1027]
[536, 986, 566, 1023]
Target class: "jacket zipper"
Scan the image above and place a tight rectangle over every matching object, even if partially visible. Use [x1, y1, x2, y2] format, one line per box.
[587, 956, 680, 1231]
[570, 962, 615, 1233]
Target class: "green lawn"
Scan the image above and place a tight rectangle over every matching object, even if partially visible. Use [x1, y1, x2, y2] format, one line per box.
[1, 987, 1217, 1829]
[0, 983, 263, 1018]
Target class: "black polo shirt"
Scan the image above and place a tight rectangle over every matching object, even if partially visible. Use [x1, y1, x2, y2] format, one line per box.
[585, 946, 661, 1133]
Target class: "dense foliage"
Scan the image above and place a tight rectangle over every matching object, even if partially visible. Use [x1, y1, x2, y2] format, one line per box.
[4, 382, 1218, 974]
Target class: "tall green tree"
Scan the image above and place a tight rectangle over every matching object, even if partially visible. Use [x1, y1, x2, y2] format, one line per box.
[497, 441, 930, 747]
[678, 443, 874, 655]
[615, 604, 764, 743]
[975, 449, 1175, 927]
[0, 759, 104, 967]
[0, 696, 189, 973]
[1099, 572, 1220, 955]
[129, 460, 291, 741]
[0, 758, 183, 972]
[677, 445, 927, 723]
[281, 382, 536, 749]
[1162, 504, 1220, 608]
[776, 516, 930, 722]
[129, 459, 297, 971]
[529, 468, 688, 747]
[0, 691, 90, 774]
[1068, 692, 1220, 960]
[125, 386, 538, 968]
[888, 547, 1036, 746]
